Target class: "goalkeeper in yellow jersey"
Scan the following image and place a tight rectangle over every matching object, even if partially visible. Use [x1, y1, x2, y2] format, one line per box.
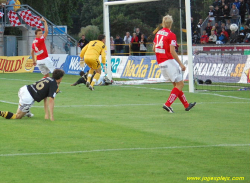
[79, 34, 107, 90]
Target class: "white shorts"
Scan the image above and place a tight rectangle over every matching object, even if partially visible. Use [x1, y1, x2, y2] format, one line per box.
[159, 59, 182, 83]
[37, 57, 55, 75]
[18, 86, 35, 112]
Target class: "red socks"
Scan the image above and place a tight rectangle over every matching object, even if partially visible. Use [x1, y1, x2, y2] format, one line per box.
[178, 90, 189, 108]
[165, 87, 179, 107]
[165, 87, 189, 108]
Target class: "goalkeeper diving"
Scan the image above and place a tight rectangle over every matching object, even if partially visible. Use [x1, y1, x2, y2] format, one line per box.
[79, 34, 107, 91]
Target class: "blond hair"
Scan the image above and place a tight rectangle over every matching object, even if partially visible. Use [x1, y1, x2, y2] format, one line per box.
[162, 15, 173, 29]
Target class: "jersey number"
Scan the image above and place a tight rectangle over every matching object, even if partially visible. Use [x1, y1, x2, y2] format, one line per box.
[36, 80, 49, 90]
[155, 35, 164, 48]
[92, 42, 97, 47]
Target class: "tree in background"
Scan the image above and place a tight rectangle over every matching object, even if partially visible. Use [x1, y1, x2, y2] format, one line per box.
[78, 25, 100, 41]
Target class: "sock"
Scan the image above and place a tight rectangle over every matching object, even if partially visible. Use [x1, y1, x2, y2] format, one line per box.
[178, 90, 189, 108]
[165, 87, 180, 107]
[90, 73, 101, 87]
[0, 111, 16, 119]
[87, 69, 94, 83]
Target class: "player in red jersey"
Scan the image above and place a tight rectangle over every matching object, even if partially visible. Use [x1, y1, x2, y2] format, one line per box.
[153, 15, 196, 113]
[31, 17, 55, 78]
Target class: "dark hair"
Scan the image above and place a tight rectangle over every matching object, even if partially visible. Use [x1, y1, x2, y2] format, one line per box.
[35, 29, 43, 35]
[52, 69, 65, 80]
[98, 34, 105, 41]
[82, 35, 85, 37]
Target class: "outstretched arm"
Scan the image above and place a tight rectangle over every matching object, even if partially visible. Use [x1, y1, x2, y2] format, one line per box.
[31, 49, 37, 66]
[40, 17, 48, 39]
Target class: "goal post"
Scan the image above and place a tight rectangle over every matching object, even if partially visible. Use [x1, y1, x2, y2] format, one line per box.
[103, 0, 194, 92]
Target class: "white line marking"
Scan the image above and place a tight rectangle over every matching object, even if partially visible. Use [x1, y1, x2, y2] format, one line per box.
[0, 144, 249, 157]
[119, 86, 250, 101]
[199, 93, 250, 101]
[0, 78, 72, 85]
[0, 100, 249, 108]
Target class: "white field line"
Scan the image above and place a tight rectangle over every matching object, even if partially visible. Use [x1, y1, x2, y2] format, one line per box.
[120, 86, 250, 101]
[0, 100, 249, 108]
[0, 78, 72, 85]
[0, 144, 249, 157]
[1, 78, 249, 100]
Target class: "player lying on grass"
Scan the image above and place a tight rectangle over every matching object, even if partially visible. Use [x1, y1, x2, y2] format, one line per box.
[0, 69, 64, 121]
[71, 71, 112, 86]
[79, 34, 107, 91]
[153, 15, 196, 113]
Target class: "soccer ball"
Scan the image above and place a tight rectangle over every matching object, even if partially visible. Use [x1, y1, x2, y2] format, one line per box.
[230, 24, 238, 32]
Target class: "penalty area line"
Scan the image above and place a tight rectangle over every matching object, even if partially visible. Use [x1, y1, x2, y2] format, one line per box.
[0, 144, 249, 157]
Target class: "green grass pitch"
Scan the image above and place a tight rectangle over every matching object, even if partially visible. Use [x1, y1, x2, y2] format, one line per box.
[0, 73, 249, 183]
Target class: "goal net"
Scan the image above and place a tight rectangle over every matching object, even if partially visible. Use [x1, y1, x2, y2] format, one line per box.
[193, 45, 250, 91]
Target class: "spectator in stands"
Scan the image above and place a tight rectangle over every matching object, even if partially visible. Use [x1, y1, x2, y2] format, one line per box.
[244, 31, 250, 43]
[236, 26, 245, 43]
[246, 14, 250, 27]
[196, 19, 203, 33]
[6, 0, 15, 11]
[78, 35, 89, 50]
[226, 19, 231, 29]
[214, 5, 222, 23]
[131, 32, 139, 56]
[14, 0, 20, 12]
[232, 0, 240, 9]
[222, 4, 231, 19]
[213, 0, 222, 7]
[230, 4, 239, 23]
[215, 22, 221, 32]
[208, 30, 218, 43]
[216, 31, 227, 44]
[200, 30, 209, 44]
[205, 22, 212, 36]
[192, 30, 200, 44]
[135, 28, 141, 41]
[191, 17, 195, 34]
[229, 29, 238, 43]
[123, 32, 131, 55]
[211, 25, 218, 35]
[220, 0, 230, 10]
[64, 38, 73, 54]
[221, 22, 228, 30]
[114, 35, 124, 55]
[244, 25, 250, 34]
[110, 36, 115, 55]
[139, 34, 147, 56]
[221, 27, 229, 39]
[208, 5, 215, 23]
[239, 0, 247, 23]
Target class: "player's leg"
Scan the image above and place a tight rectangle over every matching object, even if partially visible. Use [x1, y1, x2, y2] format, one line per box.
[44, 57, 55, 76]
[89, 60, 101, 90]
[86, 68, 94, 87]
[0, 111, 17, 119]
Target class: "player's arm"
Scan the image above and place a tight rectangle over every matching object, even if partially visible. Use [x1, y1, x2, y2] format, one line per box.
[79, 43, 89, 59]
[40, 17, 48, 39]
[79, 43, 89, 64]
[44, 97, 49, 119]
[170, 45, 186, 71]
[152, 43, 155, 52]
[31, 49, 37, 66]
[48, 97, 55, 121]
[101, 46, 107, 72]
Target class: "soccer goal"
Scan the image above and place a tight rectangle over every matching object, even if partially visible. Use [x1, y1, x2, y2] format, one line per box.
[103, 0, 194, 92]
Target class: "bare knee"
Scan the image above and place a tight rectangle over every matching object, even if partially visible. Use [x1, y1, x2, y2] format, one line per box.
[175, 81, 184, 91]
[95, 68, 101, 74]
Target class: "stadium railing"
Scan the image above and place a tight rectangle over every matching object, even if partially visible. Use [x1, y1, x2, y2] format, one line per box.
[0, 4, 78, 55]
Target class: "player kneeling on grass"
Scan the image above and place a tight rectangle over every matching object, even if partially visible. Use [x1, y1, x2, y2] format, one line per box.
[153, 15, 196, 113]
[0, 69, 64, 121]
[79, 34, 107, 91]
[71, 71, 112, 86]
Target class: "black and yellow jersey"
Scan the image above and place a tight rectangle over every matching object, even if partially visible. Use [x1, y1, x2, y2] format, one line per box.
[80, 40, 107, 64]
[27, 77, 58, 102]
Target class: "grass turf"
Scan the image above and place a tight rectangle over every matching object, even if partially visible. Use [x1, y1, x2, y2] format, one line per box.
[0, 73, 249, 183]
